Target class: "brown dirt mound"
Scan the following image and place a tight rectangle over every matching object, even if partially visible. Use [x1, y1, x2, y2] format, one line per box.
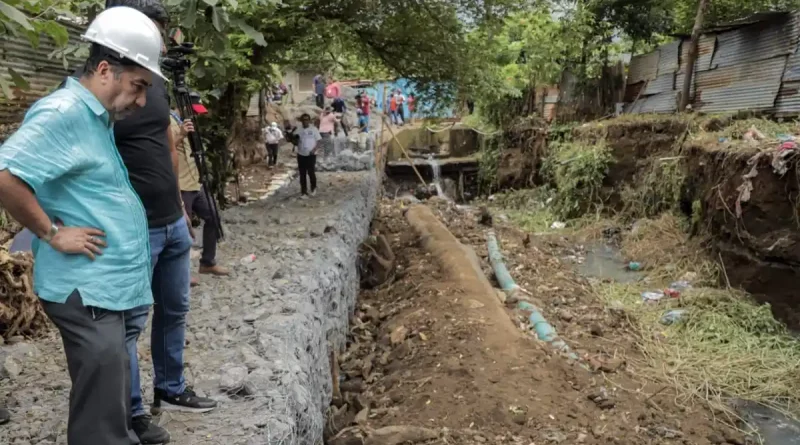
[328, 200, 740, 445]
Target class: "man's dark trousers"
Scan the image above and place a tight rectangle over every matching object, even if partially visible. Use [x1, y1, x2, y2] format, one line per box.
[315, 94, 324, 108]
[266, 143, 279, 166]
[297, 154, 317, 195]
[181, 186, 218, 267]
[42, 290, 139, 445]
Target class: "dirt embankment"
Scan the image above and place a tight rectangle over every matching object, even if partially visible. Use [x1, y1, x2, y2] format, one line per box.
[569, 115, 800, 328]
[327, 200, 740, 445]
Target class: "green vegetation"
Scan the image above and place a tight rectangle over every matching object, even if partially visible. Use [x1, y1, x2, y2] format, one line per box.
[598, 282, 800, 419]
[541, 139, 613, 219]
[622, 157, 687, 218]
[477, 134, 502, 195]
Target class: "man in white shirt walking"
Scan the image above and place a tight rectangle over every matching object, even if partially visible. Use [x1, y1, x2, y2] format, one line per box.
[263, 122, 283, 167]
[293, 113, 321, 198]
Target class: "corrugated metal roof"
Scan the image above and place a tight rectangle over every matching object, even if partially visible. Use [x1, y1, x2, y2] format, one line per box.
[627, 51, 659, 85]
[782, 42, 800, 81]
[644, 73, 675, 95]
[774, 43, 800, 115]
[627, 91, 677, 114]
[711, 14, 800, 68]
[678, 34, 716, 73]
[657, 40, 681, 76]
[695, 56, 787, 112]
[0, 22, 85, 125]
[704, 11, 791, 33]
[623, 81, 645, 103]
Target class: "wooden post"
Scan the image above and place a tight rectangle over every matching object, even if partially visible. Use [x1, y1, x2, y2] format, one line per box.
[679, 0, 710, 111]
[383, 115, 428, 187]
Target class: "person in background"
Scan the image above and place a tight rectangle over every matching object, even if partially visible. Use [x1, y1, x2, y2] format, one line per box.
[331, 95, 348, 136]
[170, 94, 230, 287]
[358, 94, 371, 133]
[319, 106, 338, 159]
[395, 89, 406, 126]
[294, 113, 320, 198]
[313, 74, 325, 109]
[407, 94, 416, 124]
[0, 7, 163, 443]
[264, 121, 283, 167]
[389, 93, 399, 125]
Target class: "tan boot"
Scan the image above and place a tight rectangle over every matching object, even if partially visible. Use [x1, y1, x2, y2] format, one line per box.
[199, 265, 230, 276]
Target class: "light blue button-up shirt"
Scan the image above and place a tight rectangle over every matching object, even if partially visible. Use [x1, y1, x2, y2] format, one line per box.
[0, 77, 153, 311]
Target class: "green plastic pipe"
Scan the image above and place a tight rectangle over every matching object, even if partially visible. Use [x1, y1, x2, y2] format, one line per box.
[487, 230, 580, 361]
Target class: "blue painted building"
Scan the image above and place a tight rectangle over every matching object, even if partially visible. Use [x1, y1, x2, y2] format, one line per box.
[359, 78, 456, 119]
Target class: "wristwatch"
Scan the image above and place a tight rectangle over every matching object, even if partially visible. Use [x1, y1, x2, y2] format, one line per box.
[41, 223, 59, 243]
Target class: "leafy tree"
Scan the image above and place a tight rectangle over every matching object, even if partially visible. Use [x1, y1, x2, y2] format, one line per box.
[0, 0, 101, 98]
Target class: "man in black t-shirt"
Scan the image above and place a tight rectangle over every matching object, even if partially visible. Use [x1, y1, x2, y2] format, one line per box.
[62, 1, 218, 443]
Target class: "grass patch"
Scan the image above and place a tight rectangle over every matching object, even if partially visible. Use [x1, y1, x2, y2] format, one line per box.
[707, 117, 798, 140]
[620, 213, 718, 285]
[597, 282, 800, 421]
[541, 139, 613, 219]
[593, 212, 800, 425]
[621, 156, 687, 218]
[486, 188, 558, 233]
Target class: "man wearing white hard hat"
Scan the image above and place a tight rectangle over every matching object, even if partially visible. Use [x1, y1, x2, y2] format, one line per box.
[0, 6, 164, 445]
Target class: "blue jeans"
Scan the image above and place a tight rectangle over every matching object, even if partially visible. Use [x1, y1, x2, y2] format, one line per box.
[126, 216, 193, 417]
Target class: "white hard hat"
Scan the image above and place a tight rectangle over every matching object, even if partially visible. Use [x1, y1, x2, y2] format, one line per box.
[270, 122, 278, 127]
[81, 6, 166, 80]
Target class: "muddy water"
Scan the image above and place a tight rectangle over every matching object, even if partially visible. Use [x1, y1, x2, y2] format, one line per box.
[572, 243, 643, 283]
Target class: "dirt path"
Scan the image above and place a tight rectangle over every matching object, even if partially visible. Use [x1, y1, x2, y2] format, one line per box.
[330, 200, 744, 445]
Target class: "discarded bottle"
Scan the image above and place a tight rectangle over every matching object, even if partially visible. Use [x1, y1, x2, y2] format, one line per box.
[641, 291, 665, 302]
[628, 261, 642, 271]
[661, 309, 687, 325]
[240, 254, 256, 265]
[669, 280, 691, 291]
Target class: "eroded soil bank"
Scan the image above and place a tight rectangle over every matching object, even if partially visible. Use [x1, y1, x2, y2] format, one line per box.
[569, 116, 800, 328]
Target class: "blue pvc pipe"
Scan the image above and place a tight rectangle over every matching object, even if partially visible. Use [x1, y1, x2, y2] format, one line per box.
[487, 230, 581, 361]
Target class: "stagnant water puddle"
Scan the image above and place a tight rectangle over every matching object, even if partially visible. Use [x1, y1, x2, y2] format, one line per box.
[570, 242, 644, 284]
[570, 243, 800, 445]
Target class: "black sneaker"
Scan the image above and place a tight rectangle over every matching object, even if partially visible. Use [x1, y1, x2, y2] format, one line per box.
[152, 386, 217, 414]
[0, 406, 9, 425]
[132, 414, 170, 444]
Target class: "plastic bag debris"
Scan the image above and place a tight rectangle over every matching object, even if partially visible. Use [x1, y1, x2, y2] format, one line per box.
[661, 309, 687, 325]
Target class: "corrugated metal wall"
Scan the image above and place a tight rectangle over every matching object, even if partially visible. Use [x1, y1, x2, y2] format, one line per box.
[0, 22, 85, 125]
[626, 11, 800, 115]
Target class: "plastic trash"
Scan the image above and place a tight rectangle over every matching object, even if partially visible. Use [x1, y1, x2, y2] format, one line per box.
[664, 288, 681, 299]
[551, 221, 566, 230]
[628, 261, 642, 271]
[641, 291, 665, 302]
[239, 254, 256, 265]
[661, 309, 687, 325]
[777, 133, 795, 142]
[669, 280, 691, 291]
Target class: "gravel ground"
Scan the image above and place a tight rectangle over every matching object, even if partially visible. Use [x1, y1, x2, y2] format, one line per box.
[0, 170, 378, 445]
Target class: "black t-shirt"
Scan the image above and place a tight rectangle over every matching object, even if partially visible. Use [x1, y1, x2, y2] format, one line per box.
[332, 98, 346, 113]
[66, 68, 183, 228]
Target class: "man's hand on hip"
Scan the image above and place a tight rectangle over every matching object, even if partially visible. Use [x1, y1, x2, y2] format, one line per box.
[49, 225, 107, 261]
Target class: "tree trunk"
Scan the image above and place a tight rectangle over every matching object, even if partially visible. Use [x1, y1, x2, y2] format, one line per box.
[679, 0, 710, 111]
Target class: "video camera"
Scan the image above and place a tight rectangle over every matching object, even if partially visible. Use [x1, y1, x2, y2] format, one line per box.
[160, 33, 224, 240]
